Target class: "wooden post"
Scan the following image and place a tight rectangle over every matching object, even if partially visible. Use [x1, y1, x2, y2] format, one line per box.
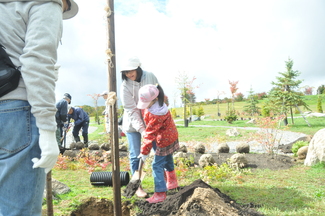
[106, 0, 122, 215]
[46, 171, 53, 216]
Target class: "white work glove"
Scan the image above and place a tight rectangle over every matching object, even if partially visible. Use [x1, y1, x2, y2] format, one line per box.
[32, 129, 60, 174]
[138, 153, 148, 162]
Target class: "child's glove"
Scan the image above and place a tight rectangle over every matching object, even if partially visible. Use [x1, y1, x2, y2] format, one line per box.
[141, 131, 146, 138]
[32, 129, 59, 174]
[138, 153, 148, 162]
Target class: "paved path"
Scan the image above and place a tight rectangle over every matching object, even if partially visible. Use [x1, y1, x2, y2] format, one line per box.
[175, 122, 308, 154]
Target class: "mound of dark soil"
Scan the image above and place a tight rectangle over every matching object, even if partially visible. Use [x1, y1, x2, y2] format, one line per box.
[133, 179, 264, 216]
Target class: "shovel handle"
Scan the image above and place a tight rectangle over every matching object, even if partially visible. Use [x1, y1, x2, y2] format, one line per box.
[138, 158, 144, 179]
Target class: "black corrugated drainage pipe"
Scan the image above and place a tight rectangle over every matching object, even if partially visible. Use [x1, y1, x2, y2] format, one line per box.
[90, 171, 130, 186]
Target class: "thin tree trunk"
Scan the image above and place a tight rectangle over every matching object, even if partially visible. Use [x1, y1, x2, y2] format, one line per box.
[290, 107, 294, 124]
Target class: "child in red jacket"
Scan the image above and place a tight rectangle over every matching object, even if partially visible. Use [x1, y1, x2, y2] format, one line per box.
[137, 84, 180, 203]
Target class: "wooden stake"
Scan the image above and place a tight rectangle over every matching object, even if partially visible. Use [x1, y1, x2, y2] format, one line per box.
[106, 0, 122, 215]
[46, 171, 53, 216]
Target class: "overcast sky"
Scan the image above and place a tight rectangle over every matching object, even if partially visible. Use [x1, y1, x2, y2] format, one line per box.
[56, 0, 325, 108]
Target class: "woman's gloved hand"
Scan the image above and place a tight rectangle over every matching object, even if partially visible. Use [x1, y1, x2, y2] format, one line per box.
[137, 153, 148, 162]
[32, 129, 60, 174]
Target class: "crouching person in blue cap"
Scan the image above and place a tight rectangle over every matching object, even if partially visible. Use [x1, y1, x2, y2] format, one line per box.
[68, 106, 90, 147]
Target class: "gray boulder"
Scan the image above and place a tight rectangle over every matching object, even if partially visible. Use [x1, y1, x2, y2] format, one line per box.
[297, 146, 308, 160]
[229, 153, 248, 168]
[43, 179, 70, 202]
[100, 143, 110, 151]
[305, 128, 325, 166]
[178, 143, 188, 153]
[226, 128, 240, 137]
[195, 143, 205, 154]
[62, 150, 77, 159]
[198, 154, 215, 168]
[217, 143, 230, 153]
[236, 142, 250, 153]
[76, 142, 85, 149]
[88, 143, 100, 150]
[119, 144, 128, 151]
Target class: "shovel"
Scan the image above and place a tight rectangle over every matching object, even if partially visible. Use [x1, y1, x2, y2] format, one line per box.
[122, 158, 146, 198]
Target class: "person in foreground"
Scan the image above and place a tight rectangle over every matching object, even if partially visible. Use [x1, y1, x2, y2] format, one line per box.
[120, 56, 159, 198]
[0, 1, 78, 215]
[137, 84, 180, 203]
[68, 106, 90, 147]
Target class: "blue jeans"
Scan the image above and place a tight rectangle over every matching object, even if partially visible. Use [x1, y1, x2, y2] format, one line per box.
[126, 132, 141, 174]
[152, 142, 175, 192]
[0, 100, 45, 216]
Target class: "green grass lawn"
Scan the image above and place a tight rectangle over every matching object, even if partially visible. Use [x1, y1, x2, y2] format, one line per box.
[173, 95, 322, 120]
[47, 95, 325, 216]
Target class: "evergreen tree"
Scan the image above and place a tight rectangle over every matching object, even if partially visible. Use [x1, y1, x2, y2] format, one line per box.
[317, 85, 325, 94]
[244, 87, 260, 116]
[268, 58, 310, 125]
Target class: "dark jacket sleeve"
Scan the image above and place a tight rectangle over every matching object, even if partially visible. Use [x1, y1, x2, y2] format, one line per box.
[55, 100, 68, 124]
[59, 101, 68, 122]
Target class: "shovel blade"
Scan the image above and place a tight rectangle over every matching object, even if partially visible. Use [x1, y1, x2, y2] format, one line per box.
[131, 170, 146, 181]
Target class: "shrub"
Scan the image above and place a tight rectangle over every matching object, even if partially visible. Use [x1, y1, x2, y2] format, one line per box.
[292, 140, 309, 156]
[197, 106, 205, 118]
[192, 107, 197, 115]
[261, 104, 270, 117]
[171, 108, 177, 118]
[225, 110, 237, 123]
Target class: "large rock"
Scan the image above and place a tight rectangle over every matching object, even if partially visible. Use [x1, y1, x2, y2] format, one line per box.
[76, 142, 86, 149]
[304, 128, 325, 166]
[229, 153, 248, 168]
[226, 128, 240, 137]
[198, 154, 215, 168]
[236, 142, 250, 153]
[178, 143, 188, 153]
[174, 152, 191, 166]
[174, 152, 187, 160]
[194, 143, 205, 154]
[100, 143, 110, 151]
[63, 150, 77, 159]
[89, 143, 100, 150]
[43, 179, 70, 202]
[217, 143, 230, 153]
[52, 179, 71, 195]
[119, 144, 128, 151]
[297, 146, 308, 160]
